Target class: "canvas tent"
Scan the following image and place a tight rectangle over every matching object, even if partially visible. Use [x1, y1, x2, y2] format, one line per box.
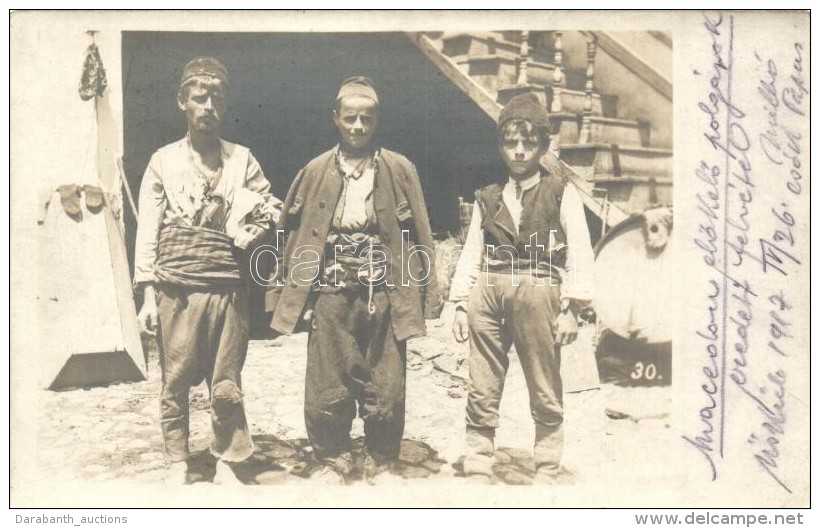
[30, 34, 145, 390]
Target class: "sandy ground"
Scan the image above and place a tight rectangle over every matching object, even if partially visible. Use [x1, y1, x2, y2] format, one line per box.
[33, 304, 674, 489]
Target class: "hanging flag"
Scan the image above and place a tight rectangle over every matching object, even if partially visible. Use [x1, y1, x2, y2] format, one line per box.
[78, 43, 108, 101]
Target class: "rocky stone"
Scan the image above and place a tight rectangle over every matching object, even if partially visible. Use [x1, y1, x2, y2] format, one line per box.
[494, 464, 532, 485]
[33, 310, 677, 489]
[421, 458, 444, 473]
[408, 337, 444, 361]
[399, 440, 431, 465]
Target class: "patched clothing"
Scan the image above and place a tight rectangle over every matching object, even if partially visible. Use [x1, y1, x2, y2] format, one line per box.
[136, 137, 271, 463]
[268, 146, 442, 467]
[266, 147, 443, 340]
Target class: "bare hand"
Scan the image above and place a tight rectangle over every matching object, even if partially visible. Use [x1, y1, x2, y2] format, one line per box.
[234, 223, 266, 249]
[452, 309, 469, 343]
[553, 311, 579, 346]
[137, 301, 158, 337]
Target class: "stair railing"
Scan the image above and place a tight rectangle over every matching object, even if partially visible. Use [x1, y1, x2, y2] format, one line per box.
[408, 31, 629, 228]
[579, 34, 598, 144]
[551, 31, 565, 113]
[516, 30, 531, 85]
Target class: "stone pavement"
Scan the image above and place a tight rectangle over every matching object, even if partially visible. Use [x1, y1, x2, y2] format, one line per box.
[34, 306, 674, 487]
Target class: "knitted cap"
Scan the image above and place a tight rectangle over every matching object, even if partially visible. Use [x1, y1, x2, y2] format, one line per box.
[180, 57, 228, 88]
[498, 92, 550, 130]
[336, 76, 379, 105]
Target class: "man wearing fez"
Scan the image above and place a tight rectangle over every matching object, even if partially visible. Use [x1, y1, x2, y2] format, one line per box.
[267, 77, 442, 483]
[450, 93, 595, 484]
[134, 57, 280, 484]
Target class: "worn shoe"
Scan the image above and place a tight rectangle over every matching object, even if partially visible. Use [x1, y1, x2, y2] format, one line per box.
[363, 453, 396, 485]
[462, 453, 495, 477]
[463, 428, 496, 478]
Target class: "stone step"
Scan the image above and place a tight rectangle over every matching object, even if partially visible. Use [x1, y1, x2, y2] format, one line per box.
[558, 143, 672, 182]
[550, 113, 649, 147]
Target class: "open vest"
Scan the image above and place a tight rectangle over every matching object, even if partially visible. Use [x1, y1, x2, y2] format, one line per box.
[475, 173, 568, 270]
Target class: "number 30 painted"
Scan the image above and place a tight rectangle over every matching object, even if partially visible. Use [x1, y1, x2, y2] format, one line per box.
[630, 361, 658, 381]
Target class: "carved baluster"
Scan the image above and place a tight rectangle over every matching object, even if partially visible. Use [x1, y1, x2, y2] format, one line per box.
[517, 30, 530, 85]
[551, 31, 564, 113]
[579, 35, 597, 144]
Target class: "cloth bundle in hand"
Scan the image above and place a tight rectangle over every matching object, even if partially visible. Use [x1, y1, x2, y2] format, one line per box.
[225, 189, 283, 249]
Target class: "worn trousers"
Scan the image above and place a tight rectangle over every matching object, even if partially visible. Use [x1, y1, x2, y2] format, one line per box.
[466, 271, 564, 468]
[156, 284, 254, 463]
[305, 288, 406, 464]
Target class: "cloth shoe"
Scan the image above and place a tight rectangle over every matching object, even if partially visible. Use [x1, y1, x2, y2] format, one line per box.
[462, 428, 495, 477]
[534, 422, 564, 470]
[363, 451, 395, 485]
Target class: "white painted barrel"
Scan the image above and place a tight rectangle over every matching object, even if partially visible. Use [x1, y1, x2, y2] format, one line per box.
[593, 207, 673, 387]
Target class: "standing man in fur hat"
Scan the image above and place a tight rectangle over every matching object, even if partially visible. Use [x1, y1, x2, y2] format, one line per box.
[134, 57, 280, 485]
[266, 77, 442, 483]
[449, 93, 594, 484]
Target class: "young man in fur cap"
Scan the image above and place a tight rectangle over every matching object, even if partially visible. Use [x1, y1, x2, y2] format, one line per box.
[450, 93, 594, 484]
[135, 57, 279, 485]
[267, 77, 442, 484]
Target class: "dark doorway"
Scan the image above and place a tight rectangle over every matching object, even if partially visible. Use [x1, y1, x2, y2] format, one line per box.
[122, 31, 505, 333]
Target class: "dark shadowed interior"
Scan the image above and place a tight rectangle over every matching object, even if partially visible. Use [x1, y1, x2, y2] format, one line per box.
[122, 31, 507, 332]
[123, 31, 506, 242]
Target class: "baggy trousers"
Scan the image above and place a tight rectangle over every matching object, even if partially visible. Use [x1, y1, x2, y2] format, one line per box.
[466, 271, 564, 469]
[305, 288, 406, 464]
[156, 284, 255, 463]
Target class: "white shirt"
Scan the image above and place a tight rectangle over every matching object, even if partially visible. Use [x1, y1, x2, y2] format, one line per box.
[333, 147, 377, 232]
[449, 172, 595, 309]
[133, 138, 270, 285]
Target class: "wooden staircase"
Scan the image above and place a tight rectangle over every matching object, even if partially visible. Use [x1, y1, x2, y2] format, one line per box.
[409, 30, 673, 228]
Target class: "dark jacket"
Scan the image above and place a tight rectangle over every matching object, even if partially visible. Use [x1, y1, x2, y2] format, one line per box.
[266, 147, 443, 341]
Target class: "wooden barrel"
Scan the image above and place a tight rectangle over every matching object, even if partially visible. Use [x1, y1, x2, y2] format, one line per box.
[593, 207, 673, 386]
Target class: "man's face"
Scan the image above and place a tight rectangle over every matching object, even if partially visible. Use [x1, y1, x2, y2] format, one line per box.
[178, 77, 227, 134]
[499, 120, 547, 179]
[333, 95, 378, 152]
